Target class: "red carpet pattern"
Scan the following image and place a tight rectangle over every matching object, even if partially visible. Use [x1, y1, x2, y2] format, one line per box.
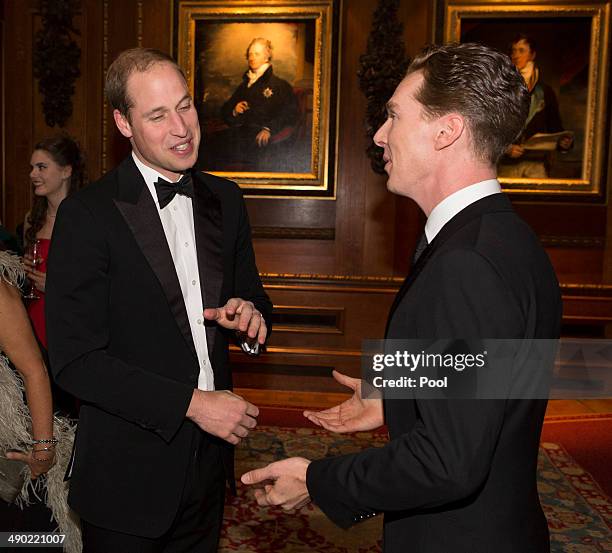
[221, 426, 611, 553]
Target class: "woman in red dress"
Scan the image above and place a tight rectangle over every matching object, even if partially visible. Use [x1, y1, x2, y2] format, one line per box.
[23, 135, 84, 350]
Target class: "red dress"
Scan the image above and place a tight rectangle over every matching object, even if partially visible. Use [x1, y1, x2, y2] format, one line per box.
[26, 238, 51, 349]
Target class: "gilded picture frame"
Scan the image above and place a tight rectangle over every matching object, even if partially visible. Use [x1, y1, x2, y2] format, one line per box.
[444, 1, 610, 197]
[175, 0, 339, 198]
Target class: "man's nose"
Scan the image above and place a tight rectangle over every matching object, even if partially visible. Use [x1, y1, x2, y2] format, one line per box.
[170, 112, 188, 136]
[373, 119, 389, 146]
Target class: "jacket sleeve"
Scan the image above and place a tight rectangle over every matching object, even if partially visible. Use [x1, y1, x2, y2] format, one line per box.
[46, 196, 193, 443]
[307, 249, 525, 528]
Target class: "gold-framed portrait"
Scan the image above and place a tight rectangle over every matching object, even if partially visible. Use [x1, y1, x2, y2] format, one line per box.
[444, 1, 610, 197]
[175, 0, 339, 198]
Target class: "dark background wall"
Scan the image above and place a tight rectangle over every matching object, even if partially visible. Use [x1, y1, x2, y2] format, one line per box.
[1, 0, 611, 404]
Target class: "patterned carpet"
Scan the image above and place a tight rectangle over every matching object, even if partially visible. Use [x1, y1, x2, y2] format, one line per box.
[221, 426, 612, 553]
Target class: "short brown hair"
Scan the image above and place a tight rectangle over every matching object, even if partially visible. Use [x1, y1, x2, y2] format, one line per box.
[105, 48, 186, 119]
[407, 42, 529, 165]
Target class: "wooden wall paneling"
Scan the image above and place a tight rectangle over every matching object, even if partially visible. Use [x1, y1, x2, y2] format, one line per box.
[82, 0, 105, 184]
[104, 0, 145, 172]
[3, 0, 36, 233]
[332, 0, 375, 275]
[255, 240, 337, 275]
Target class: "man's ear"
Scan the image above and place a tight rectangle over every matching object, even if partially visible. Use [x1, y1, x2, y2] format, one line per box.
[434, 113, 464, 151]
[113, 109, 133, 139]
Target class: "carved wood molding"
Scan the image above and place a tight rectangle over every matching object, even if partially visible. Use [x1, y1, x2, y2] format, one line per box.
[252, 227, 335, 240]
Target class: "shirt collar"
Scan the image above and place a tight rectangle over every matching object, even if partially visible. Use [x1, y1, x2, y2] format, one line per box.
[132, 151, 184, 209]
[247, 63, 271, 86]
[425, 179, 501, 243]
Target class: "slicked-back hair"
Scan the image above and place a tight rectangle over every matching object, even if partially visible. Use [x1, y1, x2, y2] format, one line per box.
[105, 48, 186, 121]
[406, 42, 530, 165]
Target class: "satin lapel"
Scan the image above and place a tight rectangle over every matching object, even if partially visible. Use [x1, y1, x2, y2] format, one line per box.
[385, 193, 514, 336]
[113, 157, 197, 360]
[192, 171, 224, 361]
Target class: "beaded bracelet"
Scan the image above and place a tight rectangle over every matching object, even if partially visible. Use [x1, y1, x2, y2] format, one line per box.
[31, 438, 58, 445]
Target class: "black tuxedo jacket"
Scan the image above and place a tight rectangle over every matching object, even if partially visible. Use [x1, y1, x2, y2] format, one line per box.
[46, 156, 271, 537]
[307, 194, 561, 553]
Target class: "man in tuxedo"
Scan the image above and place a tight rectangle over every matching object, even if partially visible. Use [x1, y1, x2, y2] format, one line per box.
[242, 43, 561, 552]
[46, 48, 271, 552]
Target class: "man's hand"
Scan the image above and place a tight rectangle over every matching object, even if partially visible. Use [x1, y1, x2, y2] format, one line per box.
[233, 101, 249, 116]
[303, 370, 384, 433]
[186, 389, 258, 445]
[506, 144, 525, 158]
[255, 129, 271, 147]
[204, 298, 267, 345]
[241, 457, 311, 511]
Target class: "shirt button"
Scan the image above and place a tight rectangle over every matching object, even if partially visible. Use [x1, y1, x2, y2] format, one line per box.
[192, 280, 196, 286]
[184, 242, 189, 247]
[197, 319, 202, 325]
[173, 206, 178, 211]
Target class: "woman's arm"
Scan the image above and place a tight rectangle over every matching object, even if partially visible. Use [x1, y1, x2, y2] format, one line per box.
[0, 279, 55, 477]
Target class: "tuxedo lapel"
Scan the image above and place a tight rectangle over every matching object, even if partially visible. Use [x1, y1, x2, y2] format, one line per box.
[192, 171, 224, 361]
[385, 193, 513, 336]
[113, 157, 197, 360]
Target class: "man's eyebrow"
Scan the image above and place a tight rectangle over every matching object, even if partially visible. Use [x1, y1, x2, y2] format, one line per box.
[142, 95, 192, 118]
[143, 106, 168, 118]
[386, 101, 399, 114]
[176, 94, 192, 107]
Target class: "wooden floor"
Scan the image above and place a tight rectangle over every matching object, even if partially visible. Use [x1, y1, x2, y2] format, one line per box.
[545, 399, 612, 417]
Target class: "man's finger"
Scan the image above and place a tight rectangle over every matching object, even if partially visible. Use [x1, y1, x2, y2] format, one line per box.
[332, 370, 359, 391]
[233, 425, 249, 439]
[246, 311, 259, 338]
[225, 298, 241, 317]
[257, 319, 267, 344]
[237, 303, 253, 332]
[253, 488, 272, 506]
[203, 307, 221, 321]
[240, 414, 257, 429]
[241, 465, 275, 485]
[245, 401, 259, 418]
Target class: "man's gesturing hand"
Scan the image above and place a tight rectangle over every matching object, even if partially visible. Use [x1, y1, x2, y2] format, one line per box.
[187, 389, 258, 445]
[204, 297, 267, 345]
[241, 457, 311, 511]
[303, 370, 384, 433]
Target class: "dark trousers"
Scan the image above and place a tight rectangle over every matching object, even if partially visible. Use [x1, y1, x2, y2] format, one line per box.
[81, 435, 226, 553]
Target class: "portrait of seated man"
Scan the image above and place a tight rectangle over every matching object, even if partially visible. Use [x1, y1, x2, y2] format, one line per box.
[200, 37, 300, 173]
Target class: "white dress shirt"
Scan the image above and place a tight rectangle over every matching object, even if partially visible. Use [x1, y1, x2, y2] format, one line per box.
[425, 179, 501, 243]
[132, 152, 214, 391]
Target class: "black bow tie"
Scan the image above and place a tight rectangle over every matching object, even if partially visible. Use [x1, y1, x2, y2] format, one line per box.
[154, 172, 194, 209]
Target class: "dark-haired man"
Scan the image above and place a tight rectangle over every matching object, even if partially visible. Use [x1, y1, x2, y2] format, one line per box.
[243, 42, 561, 552]
[46, 48, 271, 552]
